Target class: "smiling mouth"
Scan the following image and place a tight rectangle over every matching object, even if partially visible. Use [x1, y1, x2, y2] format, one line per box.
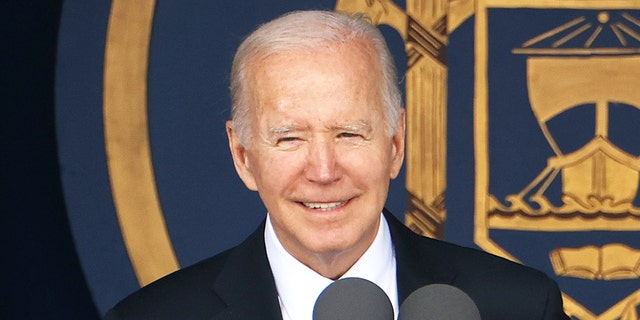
[301, 201, 348, 210]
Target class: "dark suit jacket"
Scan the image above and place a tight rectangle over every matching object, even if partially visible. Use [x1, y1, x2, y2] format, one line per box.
[105, 210, 569, 319]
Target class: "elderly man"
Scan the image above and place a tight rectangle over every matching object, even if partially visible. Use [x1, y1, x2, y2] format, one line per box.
[105, 10, 569, 320]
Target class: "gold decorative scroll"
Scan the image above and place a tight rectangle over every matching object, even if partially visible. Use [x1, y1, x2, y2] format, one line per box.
[337, 0, 460, 239]
[402, 0, 449, 239]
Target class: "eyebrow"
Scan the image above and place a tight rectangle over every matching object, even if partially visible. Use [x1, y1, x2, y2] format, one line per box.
[332, 121, 372, 133]
[267, 124, 307, 136]
[266, 120, 373, 136]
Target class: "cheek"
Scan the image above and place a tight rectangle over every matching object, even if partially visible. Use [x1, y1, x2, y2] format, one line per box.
[250, 150, 306, 191]
[339, 145, 394, 180]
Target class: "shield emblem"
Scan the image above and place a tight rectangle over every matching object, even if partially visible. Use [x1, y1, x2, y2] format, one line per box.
[473, 5, 640, 319]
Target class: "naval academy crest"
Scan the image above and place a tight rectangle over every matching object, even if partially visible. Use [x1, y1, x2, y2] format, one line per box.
[482, 7, 640, 319]
[338, 1, 640, 319]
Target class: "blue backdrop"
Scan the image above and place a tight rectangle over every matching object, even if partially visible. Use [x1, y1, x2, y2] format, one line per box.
[7, 0, 638, 319]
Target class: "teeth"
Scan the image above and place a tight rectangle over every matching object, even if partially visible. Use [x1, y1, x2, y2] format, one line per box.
[302, 201, 347, 210]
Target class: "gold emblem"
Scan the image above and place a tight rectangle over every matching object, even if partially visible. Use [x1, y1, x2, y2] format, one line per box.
[337, 1, 640, 319]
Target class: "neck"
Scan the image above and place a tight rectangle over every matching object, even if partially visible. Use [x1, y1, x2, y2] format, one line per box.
[289, 226, 379, 280]
[303, 249, 365, 280]
[267, 214, 382, 280]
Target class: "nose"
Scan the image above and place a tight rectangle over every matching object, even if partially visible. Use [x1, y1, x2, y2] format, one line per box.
[305, 138, 341, 184]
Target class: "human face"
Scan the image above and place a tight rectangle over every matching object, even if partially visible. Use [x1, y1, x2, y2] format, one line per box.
[227, 41, 404, 276]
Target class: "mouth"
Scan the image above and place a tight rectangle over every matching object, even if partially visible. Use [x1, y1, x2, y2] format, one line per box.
[300, 200, 348, 211]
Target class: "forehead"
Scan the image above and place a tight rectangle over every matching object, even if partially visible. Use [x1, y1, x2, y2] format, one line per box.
[247, 39, 379, 86]
[247, 42, 383, 112]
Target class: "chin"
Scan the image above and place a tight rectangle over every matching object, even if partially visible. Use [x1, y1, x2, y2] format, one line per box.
[304, 233, 357, 254]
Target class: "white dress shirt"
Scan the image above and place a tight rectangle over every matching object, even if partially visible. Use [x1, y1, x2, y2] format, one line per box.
[265, 213, 398, 320]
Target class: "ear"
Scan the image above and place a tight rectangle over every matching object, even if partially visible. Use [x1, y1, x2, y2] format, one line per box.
[389, 109, 405, 179]
[226, 120, 258, 191]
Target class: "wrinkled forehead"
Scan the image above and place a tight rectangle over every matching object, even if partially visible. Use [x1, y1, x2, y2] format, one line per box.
[245, 40, 383, 103]
[236, 38, 391, 142]
[246, 37, 379, 80]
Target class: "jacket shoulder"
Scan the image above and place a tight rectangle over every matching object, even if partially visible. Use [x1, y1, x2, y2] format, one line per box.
[386, 211, 567, 319]
[410, 234, 566, 319]
[105, 249, 233, 320]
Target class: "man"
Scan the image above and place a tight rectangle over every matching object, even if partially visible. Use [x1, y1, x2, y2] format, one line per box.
[105, 10, 569, 320]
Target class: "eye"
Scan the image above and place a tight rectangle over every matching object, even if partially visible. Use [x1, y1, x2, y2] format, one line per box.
[275, 136, 303, 149]
[338, 132, 362, 139]
[278, 136, 299, 143]
[337, 132, 368, 146]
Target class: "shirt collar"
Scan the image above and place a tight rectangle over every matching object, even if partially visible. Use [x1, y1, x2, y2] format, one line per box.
[265, 213, 398, 320]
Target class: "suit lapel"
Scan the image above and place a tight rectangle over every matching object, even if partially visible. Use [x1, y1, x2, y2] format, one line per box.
[384, 210, 458, 302]
[208, 212, 457, 319]
[211, 221, 283, 320]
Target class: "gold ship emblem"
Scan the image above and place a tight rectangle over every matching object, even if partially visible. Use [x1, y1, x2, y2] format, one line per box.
[490, 52, 640, 225]
[495, 12, 640, 224]
[490, 11, 640, 241]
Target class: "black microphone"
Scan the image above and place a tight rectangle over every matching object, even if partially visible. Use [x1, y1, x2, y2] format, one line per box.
[313, 277, 394, 320]
[399, 284, 480, 320]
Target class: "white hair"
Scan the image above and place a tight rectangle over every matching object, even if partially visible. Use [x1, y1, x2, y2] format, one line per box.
[229, 10, 402, 146]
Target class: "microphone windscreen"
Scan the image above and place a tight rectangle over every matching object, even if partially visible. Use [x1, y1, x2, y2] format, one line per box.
[399, 284, 480, 320]
[313, 277, 394, 320]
